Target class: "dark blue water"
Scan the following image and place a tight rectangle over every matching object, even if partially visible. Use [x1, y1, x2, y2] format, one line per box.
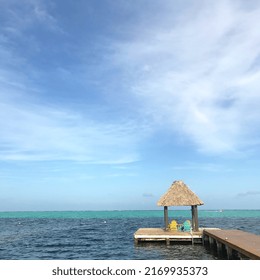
[0, 216, 259, 260]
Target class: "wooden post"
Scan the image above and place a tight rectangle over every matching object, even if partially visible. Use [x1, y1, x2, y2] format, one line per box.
[209, 237, 214, 248]
[191, 206, 195, 230]
[164, 206, 169, 230]
[191, 205, 199, 231]
[226, 246, 233, 260]
[195, 205, 199, 231]
[202, 234, 208, 246]
[216, 241, 222, 257]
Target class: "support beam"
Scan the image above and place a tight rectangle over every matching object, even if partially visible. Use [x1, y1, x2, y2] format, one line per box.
[164, 206, 169, 230]
[202, 234, 208, 246]
[191, 206, 195, 230]
[191, 205, 199, 231]
[216, 241, 222, 257]
[209, 236, 214, 248]
[226, 246, 233, 260]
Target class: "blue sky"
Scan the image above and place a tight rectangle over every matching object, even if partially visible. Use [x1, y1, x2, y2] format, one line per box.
[0, 0, 260, 211]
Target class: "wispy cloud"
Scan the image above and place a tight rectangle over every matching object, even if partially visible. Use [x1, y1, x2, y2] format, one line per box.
[0, 0, 149, 163]
[0, 90, 144, 162]
[237, 191, 260, 197]
[142, 193, 154, 198]
[172, 162, 232, 172]
[1, 0, 260, 163]
[0, 50, 145, 163]
[0, 0, 62, 34]
[109, 0, 260, 155]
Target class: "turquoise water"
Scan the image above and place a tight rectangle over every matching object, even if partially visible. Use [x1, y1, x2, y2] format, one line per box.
[0, 210, 259, 259]
[0, 209, 259, 219]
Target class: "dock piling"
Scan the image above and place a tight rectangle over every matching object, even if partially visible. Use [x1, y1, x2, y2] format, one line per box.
[203, 229, 260, 260]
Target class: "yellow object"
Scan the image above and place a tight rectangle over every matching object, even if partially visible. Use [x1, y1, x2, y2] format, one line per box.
[169, 220, 178, 230]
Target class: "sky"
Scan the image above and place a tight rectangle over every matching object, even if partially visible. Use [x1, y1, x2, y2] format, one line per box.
[0, 0, 260, 211]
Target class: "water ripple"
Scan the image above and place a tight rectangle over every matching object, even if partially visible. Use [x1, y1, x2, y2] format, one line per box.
[0, 217, 259, 259]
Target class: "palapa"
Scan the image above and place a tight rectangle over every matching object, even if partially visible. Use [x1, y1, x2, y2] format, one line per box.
[157, 180, 204, 231]
[157, 180, 204, 206]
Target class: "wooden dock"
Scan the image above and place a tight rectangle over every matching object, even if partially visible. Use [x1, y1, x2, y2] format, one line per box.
[203, 229, 260, 260]
[134, 228, 204, 245]
[134, 228, 260, 260]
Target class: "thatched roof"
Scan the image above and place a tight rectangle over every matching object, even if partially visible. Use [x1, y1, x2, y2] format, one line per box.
[157, 180, 204, 206]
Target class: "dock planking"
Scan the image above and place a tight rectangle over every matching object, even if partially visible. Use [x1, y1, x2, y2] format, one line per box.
[134, 228, 203, 244]
[134, 228, 260, 259]
[203, 229, 260, 260]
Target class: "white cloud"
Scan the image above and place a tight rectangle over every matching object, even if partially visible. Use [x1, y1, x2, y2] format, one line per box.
[1, 0, 260, 163]
[0, 79, 146, 162]
[0, 0, 61, 33]
[0, 1, 148, 163]
[0, 96, 144, 162]
[110, 0, 260, 155]
[237, 191, 260, 197]
[142, 193, 154, 198]
[172, 162, 232, 172]
[0, 62, 144, 163]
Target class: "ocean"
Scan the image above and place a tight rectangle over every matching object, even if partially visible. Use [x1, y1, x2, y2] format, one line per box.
[0, 210, 259, 260]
